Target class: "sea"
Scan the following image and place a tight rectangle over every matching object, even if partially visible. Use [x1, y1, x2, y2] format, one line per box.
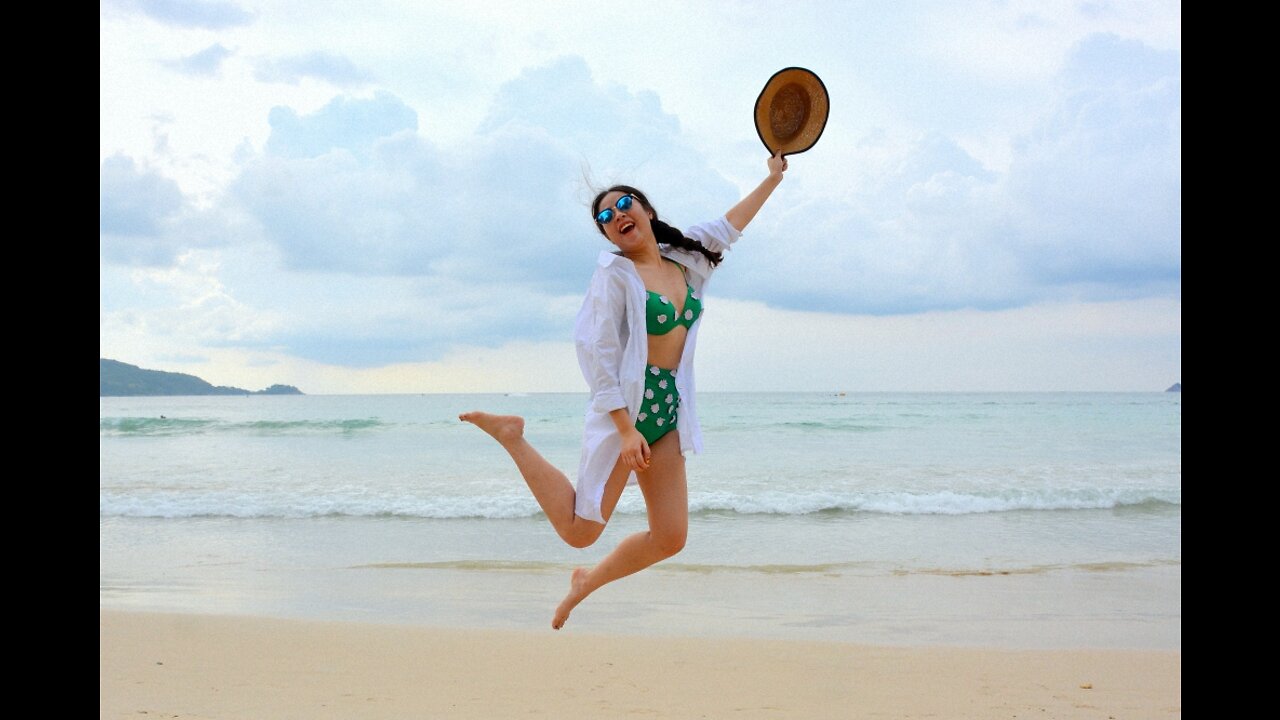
[100, 392, 1181, 649]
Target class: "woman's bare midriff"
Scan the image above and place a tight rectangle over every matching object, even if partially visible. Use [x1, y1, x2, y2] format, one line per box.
[647, 328, 687, 371]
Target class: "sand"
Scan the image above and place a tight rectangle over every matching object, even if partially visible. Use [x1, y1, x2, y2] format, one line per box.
[100, 610, 1180, 719]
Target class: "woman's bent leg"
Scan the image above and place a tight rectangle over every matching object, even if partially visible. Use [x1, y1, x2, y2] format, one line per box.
[458, 411, 629, 548]
[552, 431, 687, 629]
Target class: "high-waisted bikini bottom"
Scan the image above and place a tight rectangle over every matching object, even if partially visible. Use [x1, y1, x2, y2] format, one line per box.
[635, 365, 678, 445]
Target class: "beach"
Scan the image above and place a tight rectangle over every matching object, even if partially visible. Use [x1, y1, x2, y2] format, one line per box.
[101, 392, 1180, 716]
[101, 610, 1180, 719]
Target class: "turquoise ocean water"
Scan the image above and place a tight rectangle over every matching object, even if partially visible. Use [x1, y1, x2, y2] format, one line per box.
[100, 392, 1181, 648]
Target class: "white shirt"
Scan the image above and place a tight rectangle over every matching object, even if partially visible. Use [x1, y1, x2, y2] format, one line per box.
[572, 216, 742, 522]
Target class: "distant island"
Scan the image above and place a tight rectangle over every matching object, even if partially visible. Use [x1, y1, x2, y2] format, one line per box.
[1166, 383, 1181, 392]
[100, 359, 303, 397]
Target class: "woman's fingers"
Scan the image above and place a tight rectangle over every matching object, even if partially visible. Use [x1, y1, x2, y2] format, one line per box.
[767, 150, 788, 175]
[631, 440, 651, 471]
[620, 431, 652, 471]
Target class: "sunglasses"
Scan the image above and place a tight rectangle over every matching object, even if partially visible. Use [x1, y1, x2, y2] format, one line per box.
[595, 194, 636, 225]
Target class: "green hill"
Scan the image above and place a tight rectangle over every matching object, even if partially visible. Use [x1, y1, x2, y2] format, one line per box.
[100, 359, 303, 397]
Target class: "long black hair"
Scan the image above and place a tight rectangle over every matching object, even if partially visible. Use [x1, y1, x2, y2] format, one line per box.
[592, 185, 723, 267]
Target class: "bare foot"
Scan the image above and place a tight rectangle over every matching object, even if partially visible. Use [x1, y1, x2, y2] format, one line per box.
[552, 567, 590, 630]
[458, 412, 525, 444]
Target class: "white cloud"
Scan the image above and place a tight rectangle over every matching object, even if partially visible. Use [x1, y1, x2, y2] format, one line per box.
[100, 154, 240, 266]
[100, 155, 195, 265]
[1004, 34, 1181, 287]
[253, 51, 373, 87]
[100, 250, 284, 387]
[163, 43, 233, 76]
[261, 91, 417, 159]
[106, 0, 252, 29]
[100, 155, 183, 237]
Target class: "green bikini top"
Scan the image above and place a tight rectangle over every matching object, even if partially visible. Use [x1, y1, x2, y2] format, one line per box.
[646, 260, 703, 335]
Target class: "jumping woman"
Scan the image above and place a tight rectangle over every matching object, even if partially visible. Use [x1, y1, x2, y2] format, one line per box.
[460, 151, 788, 629]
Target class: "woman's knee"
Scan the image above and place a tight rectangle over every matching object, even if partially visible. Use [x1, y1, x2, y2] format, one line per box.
[561, 520, 605, 549]
[652, 526, 687, 557]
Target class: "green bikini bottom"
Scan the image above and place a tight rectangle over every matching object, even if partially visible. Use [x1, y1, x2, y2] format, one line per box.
[635, 365, 679, 445]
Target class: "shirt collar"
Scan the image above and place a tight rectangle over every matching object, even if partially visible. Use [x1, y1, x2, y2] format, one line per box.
[596, 250, 628, 268]
[596, 248, 680, 268]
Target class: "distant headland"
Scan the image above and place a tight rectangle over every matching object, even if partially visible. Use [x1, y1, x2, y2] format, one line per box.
[1166, 383, 1181, 392]
[100, 359, 303, 397]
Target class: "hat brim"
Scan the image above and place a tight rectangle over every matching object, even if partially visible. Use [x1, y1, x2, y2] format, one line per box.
[754, 67, 829, 157]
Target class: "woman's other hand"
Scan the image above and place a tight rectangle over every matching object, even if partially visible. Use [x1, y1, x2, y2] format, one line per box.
[619, 428, 652, 471]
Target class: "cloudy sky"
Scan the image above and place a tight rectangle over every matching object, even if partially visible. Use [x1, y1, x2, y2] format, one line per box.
[100, 0, 1181, 393]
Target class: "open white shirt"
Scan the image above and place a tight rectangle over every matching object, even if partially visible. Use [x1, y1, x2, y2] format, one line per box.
[572, 216, 742, 522]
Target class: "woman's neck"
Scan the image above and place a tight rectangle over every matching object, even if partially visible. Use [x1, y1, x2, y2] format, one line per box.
[621, 243, 662, 268]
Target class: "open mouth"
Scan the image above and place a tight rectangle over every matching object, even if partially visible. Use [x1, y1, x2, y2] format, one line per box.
[619, 221, 636, 235]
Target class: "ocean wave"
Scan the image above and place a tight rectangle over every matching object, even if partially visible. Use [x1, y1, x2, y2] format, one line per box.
[347, 559, 864, 574]
[100, 417, 387, 436]
[98, 492, 540, 520]
[715, 418, 891, 432]
[346, 558, 1180, 576]
[775, 420, 889, 432]
[896, 559, 1181, 577]
[99, 486, 1180, 520]
[687, 488, 1181, 516]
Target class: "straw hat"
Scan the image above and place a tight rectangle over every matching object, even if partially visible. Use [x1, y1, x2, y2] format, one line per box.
[754, 67, 829, 157]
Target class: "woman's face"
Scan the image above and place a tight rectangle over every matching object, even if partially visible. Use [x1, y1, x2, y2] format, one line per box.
[595, 190, 655, 251]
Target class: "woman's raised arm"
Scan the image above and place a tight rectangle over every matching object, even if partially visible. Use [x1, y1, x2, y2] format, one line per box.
[725, 151, 788, 232]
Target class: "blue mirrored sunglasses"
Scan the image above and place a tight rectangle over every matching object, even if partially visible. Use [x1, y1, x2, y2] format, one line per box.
[595, 194, 635, 225]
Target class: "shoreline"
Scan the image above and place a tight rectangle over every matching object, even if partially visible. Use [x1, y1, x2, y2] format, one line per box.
[100, 522, 1182, 651]
[101, 609, 1181, 719]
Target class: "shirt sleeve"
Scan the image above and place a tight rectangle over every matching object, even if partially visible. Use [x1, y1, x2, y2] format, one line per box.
[684, 216, 742, 255]
[574, 268, 629, 414]
[668, 216, 743, 282]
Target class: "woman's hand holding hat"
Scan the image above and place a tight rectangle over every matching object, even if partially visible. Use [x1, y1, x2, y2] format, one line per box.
[767, 150, 788, 178]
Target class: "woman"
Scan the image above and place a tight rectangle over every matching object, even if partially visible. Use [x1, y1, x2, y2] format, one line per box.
[460, 151, 788, 629]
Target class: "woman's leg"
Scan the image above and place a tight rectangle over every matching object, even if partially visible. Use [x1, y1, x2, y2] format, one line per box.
[458, 411, 629, 548]
[552, 430, 688, 629]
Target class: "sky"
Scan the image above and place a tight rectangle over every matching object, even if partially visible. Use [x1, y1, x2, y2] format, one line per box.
[100, 0, 1181, 393]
